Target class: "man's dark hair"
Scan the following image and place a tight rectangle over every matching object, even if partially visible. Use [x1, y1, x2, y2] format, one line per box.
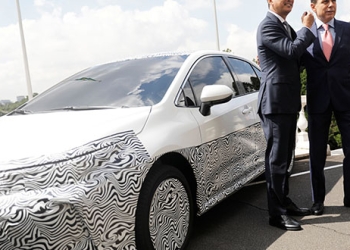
[311, 0, 317, 3]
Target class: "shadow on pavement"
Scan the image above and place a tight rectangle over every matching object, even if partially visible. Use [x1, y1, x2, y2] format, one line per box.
[187, 156, 347, 250]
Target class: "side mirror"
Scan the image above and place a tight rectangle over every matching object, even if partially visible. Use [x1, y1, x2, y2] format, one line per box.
[199, 85, 233, 116]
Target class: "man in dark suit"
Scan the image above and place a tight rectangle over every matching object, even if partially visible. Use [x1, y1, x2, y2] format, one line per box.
[302, 0, 350, 216]
[257, 0, 315, 231]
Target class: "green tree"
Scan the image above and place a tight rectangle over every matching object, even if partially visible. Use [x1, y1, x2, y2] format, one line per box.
[0, 94, 38, 117]
[300, 69, 307, 95]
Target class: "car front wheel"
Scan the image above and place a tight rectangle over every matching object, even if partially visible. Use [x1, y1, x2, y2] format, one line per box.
[135, 164, 194, 250]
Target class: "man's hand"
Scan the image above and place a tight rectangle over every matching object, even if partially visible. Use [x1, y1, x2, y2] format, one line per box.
[301, 11, 315, 29]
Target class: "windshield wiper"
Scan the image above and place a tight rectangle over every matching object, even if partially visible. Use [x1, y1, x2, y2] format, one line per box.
[10, 109, 33, 115]
[50, 106, 116, 111]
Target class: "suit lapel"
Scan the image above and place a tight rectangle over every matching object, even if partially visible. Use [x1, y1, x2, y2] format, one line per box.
[308, 21, 328, 62]
[310, 19, 343, 62]
[266, 12, 291, 39]
[307, 23, 322, 59]
[311, 31, 323, 60]
[291, 27, 296, 40]
[331, 19, 343, 58]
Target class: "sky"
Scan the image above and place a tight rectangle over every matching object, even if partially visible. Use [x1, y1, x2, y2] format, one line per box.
[1, 0, 350, 102]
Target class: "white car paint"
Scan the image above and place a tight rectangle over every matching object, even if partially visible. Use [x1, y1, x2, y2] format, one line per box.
[0, 107, 151, 164]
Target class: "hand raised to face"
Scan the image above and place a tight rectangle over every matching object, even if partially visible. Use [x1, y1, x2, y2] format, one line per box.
[301, 11, 315, 29]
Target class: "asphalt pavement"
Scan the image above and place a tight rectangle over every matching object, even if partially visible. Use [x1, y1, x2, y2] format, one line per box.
[187, 150, 350, 250]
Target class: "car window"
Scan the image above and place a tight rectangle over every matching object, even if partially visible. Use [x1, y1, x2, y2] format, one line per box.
[183, 56, 238, 107]
[227, 58, 260, 93]
[20, 55, 188, 112]
[177, 80, 197, 107]
[253, 65, 262, 80]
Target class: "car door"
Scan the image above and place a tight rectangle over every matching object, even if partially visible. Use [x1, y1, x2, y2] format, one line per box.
[226, 56, 266, 157]
[180, 55, 263, 205]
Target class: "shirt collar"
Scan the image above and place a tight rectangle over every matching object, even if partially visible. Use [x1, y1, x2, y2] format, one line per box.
[268, 10, 286, 23]
[315, 17, 335, 29]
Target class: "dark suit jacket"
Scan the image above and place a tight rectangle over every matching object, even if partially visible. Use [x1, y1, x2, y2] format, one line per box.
[257, 12, 315, 115]
[302, 19, 350, 114]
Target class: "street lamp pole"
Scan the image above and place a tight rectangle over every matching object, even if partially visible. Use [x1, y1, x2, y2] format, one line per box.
[16, 0, 33, 100]
[213, 0, 220, 51]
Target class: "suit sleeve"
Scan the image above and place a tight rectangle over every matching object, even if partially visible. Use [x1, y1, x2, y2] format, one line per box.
[260, 20, 315, 60]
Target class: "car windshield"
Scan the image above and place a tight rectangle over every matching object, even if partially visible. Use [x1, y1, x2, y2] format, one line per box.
[17, 55, 188, 113]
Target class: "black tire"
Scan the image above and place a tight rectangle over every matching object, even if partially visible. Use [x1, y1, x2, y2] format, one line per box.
[135, 164, 194, 250]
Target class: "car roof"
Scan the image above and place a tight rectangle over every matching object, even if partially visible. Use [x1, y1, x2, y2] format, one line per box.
[94, 50, 258, 68]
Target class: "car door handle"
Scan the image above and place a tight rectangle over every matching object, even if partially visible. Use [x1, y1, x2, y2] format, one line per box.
[242, 106, 253, 115]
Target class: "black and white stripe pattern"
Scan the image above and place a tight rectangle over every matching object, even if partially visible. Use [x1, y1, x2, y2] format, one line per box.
[1, 131, 151, 250]
[179, 123, 265, 214]
[1, 123, 265, 249]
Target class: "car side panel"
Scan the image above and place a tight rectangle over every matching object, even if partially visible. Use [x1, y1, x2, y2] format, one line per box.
[188, 93, 265, 214]
[0, 131, 152, 250]
[176, 123, 265, 215]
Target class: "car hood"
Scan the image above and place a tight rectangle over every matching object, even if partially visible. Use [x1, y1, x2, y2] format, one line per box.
[0, 107, 151, 165]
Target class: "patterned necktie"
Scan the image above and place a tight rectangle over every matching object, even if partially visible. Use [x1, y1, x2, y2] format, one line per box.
[283, 21, 292, 38]
[322, 24, 333, 61]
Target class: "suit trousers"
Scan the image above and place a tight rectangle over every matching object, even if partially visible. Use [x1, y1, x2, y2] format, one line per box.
[308, 106, 350, 203]
[259, 113, 297, 216]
